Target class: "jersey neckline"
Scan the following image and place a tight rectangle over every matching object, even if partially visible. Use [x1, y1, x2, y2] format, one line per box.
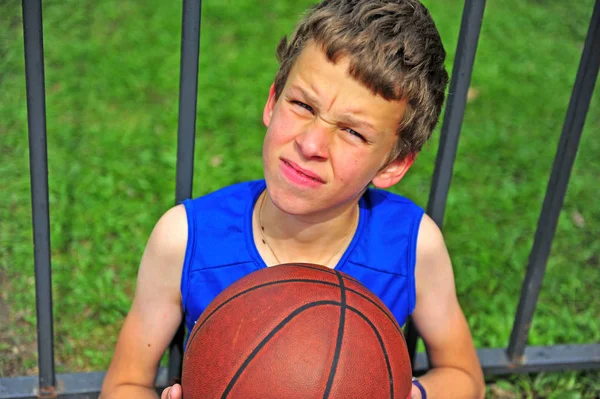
[244, 180, 367, 272]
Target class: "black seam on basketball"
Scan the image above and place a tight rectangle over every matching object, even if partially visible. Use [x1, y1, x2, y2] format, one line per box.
[186, 279, 341, 351]
[347, 305, 395, 399]
[345, 288, 402, 335]
[322, 271, 347, 399]
[340, 273, 364, 285]
[338, 273, 361, 284]
[221, 300, 342, 399]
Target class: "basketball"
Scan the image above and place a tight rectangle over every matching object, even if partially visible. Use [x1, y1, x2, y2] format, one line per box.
[181, 263, 412, 398]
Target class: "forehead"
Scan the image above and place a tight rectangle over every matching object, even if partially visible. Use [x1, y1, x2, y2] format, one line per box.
[284, 42, 406, 131]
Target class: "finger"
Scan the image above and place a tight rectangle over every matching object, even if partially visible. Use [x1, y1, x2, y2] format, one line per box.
[160, 386, 171, 399]
[170, 383, 182, 399]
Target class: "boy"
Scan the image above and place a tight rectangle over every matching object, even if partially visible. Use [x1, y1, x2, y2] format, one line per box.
[101, 0, 485, 398]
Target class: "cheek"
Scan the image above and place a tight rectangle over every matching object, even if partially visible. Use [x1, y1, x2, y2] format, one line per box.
[335, 151, 380, 187]
[336, 154, 361, 182]
[263, 123, 291, 161]
[270, 108, 301, 142]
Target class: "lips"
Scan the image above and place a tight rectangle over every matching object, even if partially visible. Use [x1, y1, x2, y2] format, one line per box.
[281, 158, 325, 183]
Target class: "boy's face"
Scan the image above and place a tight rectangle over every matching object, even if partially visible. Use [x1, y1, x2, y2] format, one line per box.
[262, 42, 413, 217]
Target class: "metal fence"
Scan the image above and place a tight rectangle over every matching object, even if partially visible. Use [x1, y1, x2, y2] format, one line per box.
[1, 0, 599, 397]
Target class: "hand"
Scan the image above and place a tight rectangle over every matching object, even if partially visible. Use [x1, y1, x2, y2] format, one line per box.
[161, 383, 182, 399]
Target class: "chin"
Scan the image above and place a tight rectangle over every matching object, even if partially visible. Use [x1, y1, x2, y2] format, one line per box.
[268, 187, 314, 216]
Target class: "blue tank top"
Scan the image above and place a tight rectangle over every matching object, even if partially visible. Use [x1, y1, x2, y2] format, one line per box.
[181, 180, 423, 334]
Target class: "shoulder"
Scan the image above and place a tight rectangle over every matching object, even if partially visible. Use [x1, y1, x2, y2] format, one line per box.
[181, 180, 263, 236]
[352, 188, 423, 274]
[416, 213, 446, 259]
[363, 188, 424, 239]
[148, 204, 188, 257]
[414, 213, 455, 298]
[138, 204, 188, 293]
[181, 181, 262, 224]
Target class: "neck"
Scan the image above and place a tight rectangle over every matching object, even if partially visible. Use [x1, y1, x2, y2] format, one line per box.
[256, 190, 359, 266]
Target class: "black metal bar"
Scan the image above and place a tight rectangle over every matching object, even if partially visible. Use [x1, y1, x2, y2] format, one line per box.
[4, 344, 600, 398]
[427, 0, 487, 228]
[168, 0, 202, 382]
[21, 0, 56, 397]
[507, 0, 600, 362]
[407, 0, 487, 365]
[403, 318, 419, 370]
[174, 0, 201, 204]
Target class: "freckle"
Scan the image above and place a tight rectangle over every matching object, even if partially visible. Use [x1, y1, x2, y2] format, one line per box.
[147, 344, 151, 347]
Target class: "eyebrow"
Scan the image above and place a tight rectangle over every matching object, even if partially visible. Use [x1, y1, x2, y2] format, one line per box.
[341, 114, 377, 132]
[289, 84, 378, 132]
[290, 85, 321, 107]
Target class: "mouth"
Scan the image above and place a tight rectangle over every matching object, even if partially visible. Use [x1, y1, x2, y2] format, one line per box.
[281, 158, 325, 184]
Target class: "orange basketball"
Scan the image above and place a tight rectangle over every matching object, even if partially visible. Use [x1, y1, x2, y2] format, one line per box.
[182, 263, 412, 398]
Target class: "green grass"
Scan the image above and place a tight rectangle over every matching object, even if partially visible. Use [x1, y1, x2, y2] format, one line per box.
[1, 0, 599, 396]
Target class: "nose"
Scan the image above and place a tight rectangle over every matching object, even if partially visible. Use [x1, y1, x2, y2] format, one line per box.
[294, 118, 333, 161]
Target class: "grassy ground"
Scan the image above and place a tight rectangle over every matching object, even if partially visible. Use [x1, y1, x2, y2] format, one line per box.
[1, 0, 599, 396]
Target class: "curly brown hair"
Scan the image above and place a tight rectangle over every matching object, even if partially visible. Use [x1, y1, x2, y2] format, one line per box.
[274, 0, 449, 161]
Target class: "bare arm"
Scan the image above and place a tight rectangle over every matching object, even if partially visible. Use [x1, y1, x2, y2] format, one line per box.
[100, 205, 188, 399]
[410, 214, 485, 399]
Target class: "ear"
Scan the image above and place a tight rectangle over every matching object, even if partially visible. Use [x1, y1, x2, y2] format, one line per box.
[371, 154, 415, 189]
[263, 84, 277, 127]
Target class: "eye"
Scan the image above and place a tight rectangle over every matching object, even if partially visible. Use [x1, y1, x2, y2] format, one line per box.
[292, 101, 314, 114]
[344, 127, 367, 143]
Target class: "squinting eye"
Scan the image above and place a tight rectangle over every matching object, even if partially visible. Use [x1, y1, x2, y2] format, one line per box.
[345, 128, 367, 142]
[293, 101, 314, 114]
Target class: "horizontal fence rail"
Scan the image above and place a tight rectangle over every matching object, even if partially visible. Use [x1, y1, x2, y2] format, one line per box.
[0, 369, 168, 399]
[2, 0, 599, 398]
[3, 344, 599, 398]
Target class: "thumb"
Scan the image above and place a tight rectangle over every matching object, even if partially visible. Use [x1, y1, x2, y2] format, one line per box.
[170, 383, 182, 399]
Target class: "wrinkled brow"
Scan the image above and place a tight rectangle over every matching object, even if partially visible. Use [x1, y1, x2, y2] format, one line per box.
[288, 84, 378, 132]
